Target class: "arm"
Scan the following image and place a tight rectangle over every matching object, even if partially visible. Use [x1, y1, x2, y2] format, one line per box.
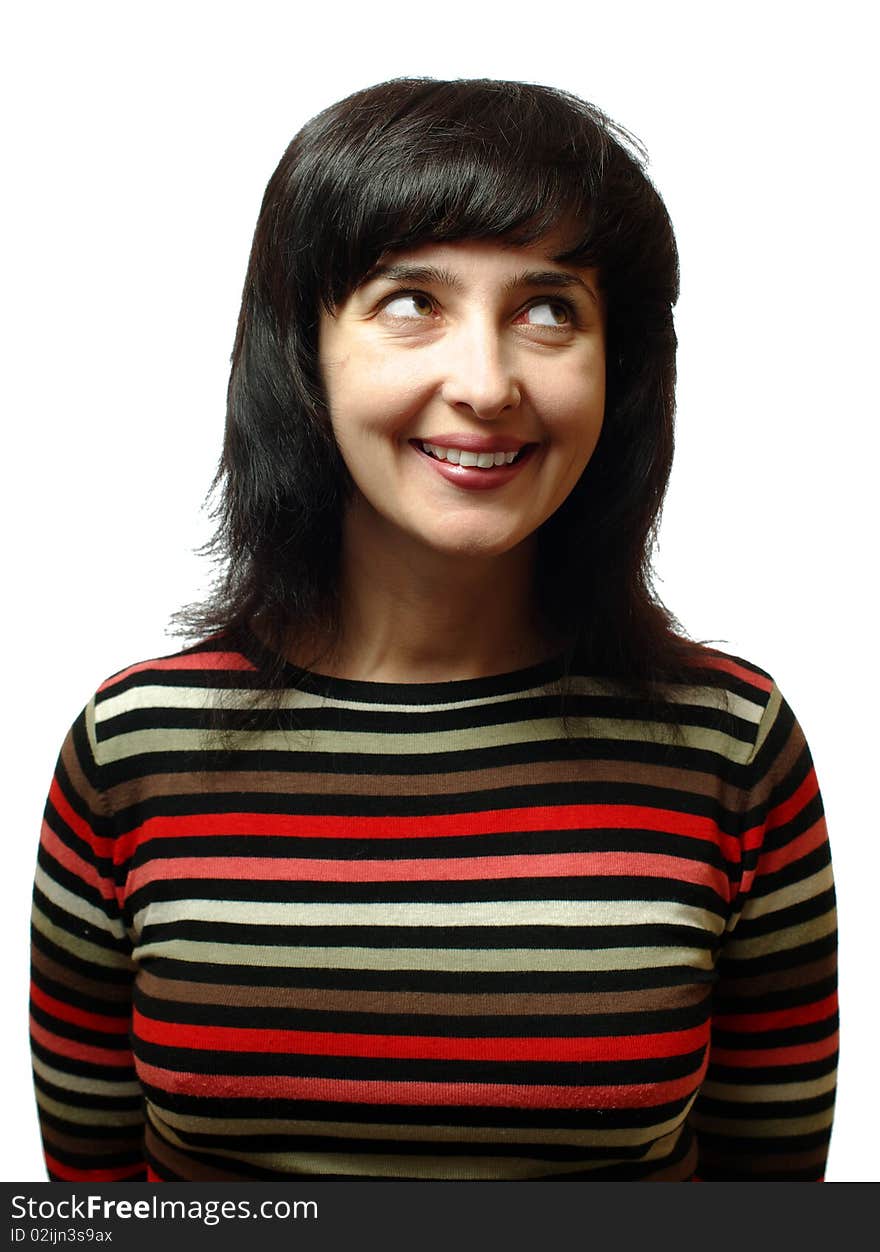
[30, 700, 146, 1181]
[691, 683, 838, 1180]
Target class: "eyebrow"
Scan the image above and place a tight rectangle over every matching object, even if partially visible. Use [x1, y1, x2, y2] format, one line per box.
[361, 263, 599, 305]
[362, 263, 463, 290]
[504, 269, 599, 305]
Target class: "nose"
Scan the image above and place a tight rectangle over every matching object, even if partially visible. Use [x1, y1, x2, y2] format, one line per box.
[438, 319, 521, 420]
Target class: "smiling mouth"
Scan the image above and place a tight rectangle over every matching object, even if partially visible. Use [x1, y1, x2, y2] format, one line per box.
[412, 440, 534, 468]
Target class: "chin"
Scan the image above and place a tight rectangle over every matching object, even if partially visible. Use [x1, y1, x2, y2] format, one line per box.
[422, 529, 527, 561]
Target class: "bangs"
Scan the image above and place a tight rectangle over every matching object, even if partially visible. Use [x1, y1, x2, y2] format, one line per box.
[289, 79, 642, 309]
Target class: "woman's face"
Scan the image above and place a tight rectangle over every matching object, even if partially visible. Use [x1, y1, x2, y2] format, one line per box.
[318, 235, 606, 564]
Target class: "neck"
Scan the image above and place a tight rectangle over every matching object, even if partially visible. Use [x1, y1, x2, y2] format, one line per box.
[305, 498, 559, 683]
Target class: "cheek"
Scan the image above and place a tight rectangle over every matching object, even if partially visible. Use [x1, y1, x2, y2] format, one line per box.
[325, 353, 434, 447]
[542, 365, 606, 446]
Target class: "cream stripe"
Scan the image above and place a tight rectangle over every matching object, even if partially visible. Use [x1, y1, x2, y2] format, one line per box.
[96, 680, 762, 723]
[723, 910, 837, 960]
[149, 1097, 695, 1149]
[84, 697, 100, 763]
[97, 682, 559, 719]
[36, 1089, 144, 1127]
[134, 896, 723, 935]
[152, 1113, 678, 1179]
[32, 906, 133, 970]
[744, 864, 835, 920]
[699, 1071, 836, 1102]
[751, 684, 782, 761]
[98, 716, 753, 764]
[32, 1054, 140, 1098]
[692, 1107, 834, 1137]
[34, 865, 126, 941]
[133, 938, 715, 973]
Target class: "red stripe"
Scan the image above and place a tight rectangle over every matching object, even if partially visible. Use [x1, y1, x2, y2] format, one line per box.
[126, 849, 729, 897]
[31, 982, 130, 1034]
[98, 651, 256, 691]
[709, 1034, 838, 1068]
[44, 1151, 144, 1182]
[48, 778, 114, 861]
[135, 1059, 705, 1109]
[737, 817, 830, 898]
[755, 816, 830, 876]
[40, 822, 117, 902]
[133, 1010, 709, 1062]
[119, 804, 736, 861]
[691, 655, 773, 691]
[30, 1017, 133, 1067]
[714, 992, 838, 1033]
[766, 769, 820, 832]
[739, 819, 769, 858]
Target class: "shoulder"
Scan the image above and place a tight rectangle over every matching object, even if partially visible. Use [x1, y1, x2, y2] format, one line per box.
[84, 635, 257, 766]
[673, 641, 777, 718]
[95, 635, 256, 703]
[664, 642, 808, 773]
[676, 641, 775, 695]
[575, 642, 786, 770]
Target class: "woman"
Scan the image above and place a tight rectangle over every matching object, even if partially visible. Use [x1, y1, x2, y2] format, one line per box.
[30, 78, 838, 1182]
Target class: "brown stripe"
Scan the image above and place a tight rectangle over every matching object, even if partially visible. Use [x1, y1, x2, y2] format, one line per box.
[699, 1142, 828, 1176]
[32, 947, 132, 1005]
[744, 715, 808, 810]
[107, 757, 756, 814]
[145, 1120, 695, 1181]
[148, 1104, 693, 1150]
[642, 1134, 698, 1181]
[136, 969, 710, 1016]
[41, 1122, 142, 1157]
[145, 1124, 263, 1182]
[60, 727, 106, 819]
[714, 953, 836, 998]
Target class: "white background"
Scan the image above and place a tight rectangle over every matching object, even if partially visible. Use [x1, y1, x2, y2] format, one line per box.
[2, 0, 876, 1183]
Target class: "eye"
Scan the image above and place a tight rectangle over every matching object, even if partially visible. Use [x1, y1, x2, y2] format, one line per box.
[521, 299, 573, 327]
[382, 292, 437, 320]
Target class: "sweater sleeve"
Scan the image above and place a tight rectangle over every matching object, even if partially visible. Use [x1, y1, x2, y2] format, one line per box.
[30, 699, 146, 1182]
[690, 683, 838, 1180]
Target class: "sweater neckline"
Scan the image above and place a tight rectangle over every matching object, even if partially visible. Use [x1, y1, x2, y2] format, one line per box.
[237, 625, 570, 704]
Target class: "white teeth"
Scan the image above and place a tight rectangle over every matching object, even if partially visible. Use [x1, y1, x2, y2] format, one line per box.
[420, 441, 520, 467]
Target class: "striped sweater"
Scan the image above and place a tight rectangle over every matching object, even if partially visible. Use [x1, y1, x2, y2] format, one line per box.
[30, 635, 838, 1182]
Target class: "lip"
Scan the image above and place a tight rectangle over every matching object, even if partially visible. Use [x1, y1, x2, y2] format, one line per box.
[410, 439, 538, 491]
[411, 434, 533, 453]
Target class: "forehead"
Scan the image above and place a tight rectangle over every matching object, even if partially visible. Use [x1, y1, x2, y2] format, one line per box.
[357, 231, 599, 294]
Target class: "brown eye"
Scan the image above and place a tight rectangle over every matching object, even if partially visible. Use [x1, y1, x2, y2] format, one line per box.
[523, 300, 571, 326]
[384, 293, 435, 319]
